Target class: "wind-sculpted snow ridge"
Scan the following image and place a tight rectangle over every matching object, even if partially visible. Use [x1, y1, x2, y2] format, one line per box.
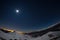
[25, 22, 60, 38]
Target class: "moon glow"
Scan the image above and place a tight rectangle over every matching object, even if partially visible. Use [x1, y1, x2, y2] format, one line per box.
[16, 9, 19, 13]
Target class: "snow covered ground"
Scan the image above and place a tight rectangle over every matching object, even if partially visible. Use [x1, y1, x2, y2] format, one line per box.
[30, 31, 60, 40]
[0, 23, 60, 40]
[0, 29, 60, 40]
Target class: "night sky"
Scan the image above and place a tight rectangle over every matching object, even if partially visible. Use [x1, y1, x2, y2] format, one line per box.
[0, 0, 60, 32]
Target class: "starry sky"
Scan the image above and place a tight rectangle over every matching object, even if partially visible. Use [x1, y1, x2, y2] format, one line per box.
[0, 0, 60, 32]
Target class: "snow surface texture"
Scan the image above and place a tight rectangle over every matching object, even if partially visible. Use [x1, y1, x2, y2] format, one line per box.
[30, 31, 60, 40]
[0, 30, 60, 40]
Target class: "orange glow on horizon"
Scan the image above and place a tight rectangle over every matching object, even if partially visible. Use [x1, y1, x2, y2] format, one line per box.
[2, 28, 14, 32]
[1, 28, 25, 34]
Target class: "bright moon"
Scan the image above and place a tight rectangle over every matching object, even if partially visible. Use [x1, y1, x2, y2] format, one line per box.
[16, 10, 19, 13]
